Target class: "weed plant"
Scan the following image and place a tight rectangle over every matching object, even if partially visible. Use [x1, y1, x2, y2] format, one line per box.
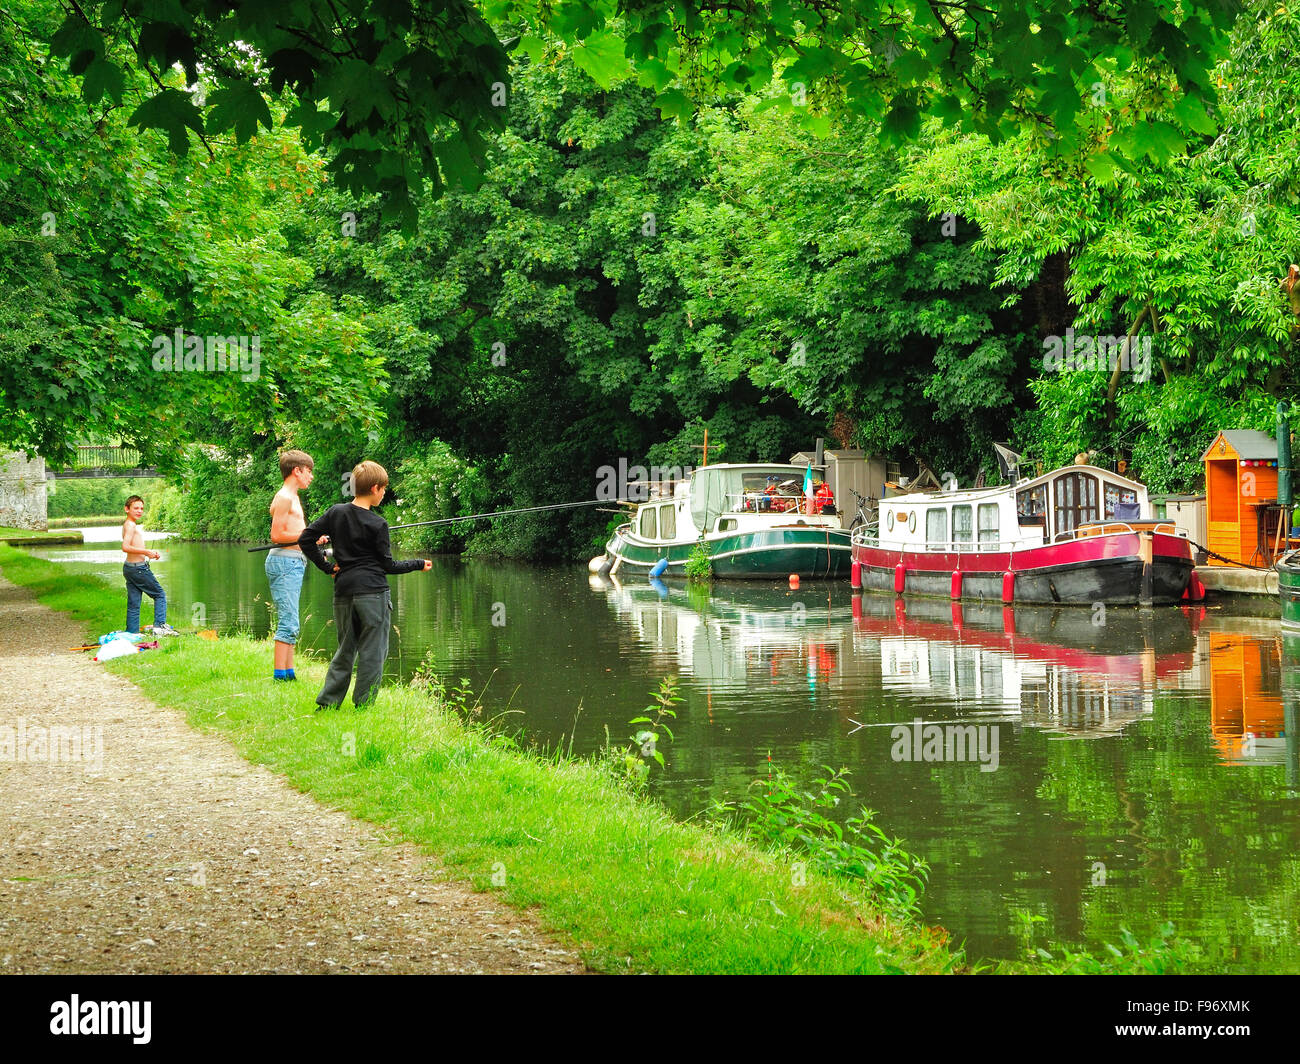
[685, 538, 712, 582]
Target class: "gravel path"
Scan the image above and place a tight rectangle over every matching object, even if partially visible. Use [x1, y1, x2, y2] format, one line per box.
[0, 574, 585, 974]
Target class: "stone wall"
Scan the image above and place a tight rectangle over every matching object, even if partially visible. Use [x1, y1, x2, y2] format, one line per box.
[0, 451, 48, 530]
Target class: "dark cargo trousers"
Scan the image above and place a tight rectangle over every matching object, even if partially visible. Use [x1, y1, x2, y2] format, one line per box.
[316, 590, 391, 708]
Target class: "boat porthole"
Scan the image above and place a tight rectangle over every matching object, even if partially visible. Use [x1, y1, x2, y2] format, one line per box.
[908, 511, 916, 533]
[887, 511, 895, 531]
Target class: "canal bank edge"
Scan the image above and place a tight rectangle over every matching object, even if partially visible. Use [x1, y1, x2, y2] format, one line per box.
[0, 525, 84, 546]
[0, 544, 965, 975]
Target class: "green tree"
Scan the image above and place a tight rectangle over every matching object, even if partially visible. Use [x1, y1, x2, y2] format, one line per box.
[0, 1, 384, 466]
[52, 0, 1240, 219]
[892, 0, 1299, 488]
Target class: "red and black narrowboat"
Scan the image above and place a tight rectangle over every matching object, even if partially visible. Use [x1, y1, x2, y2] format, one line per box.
[851, 463, 1198, 606]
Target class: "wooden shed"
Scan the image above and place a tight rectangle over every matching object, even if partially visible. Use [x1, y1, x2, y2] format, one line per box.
[1201, 429, 1279, 565]
[787, 449, 891, 506]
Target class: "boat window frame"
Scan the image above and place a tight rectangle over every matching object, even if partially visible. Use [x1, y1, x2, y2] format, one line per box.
[1103, 481, 1140, 519]
[660, 502, 676, 540]
[977, 502, 1000, 548]
[952, 504, 973, 551]
[640, 506, 658, 540]
[1017, 484, 1048, 522]
[1053, 471, 1100, 537]
[926, 507, 948, 550]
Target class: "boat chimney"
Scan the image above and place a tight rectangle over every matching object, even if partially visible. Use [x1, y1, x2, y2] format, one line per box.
[1279, 401, 1293, 507]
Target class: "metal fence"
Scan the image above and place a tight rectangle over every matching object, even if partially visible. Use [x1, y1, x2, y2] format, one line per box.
[68, 445, 144, 470]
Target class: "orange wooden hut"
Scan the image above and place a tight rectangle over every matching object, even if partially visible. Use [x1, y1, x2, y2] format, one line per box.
[1201, 429, 1280, 566]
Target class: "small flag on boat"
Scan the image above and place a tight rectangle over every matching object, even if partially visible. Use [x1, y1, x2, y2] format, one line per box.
[804, 463, 814, 513]
[993, 442, 1022, 483]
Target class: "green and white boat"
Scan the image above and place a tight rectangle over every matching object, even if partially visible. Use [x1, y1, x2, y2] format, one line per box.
[597, 464, 853, 580]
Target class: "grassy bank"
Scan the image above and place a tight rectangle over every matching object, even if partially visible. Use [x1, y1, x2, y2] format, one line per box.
[47, 515, 123, 529]
[0, 543, 965, 974]
[0, 526, 83, 545]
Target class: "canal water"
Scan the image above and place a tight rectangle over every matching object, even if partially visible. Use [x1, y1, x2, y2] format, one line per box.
[28, 529, 1300, 972]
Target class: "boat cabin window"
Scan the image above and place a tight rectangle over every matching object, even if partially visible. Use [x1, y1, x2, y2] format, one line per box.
[1054, 472, 1099, 535]
[660, 504, 676, 539]
[691, 466, 808, 528]
[952, 505, 972, 551]
[977, 503, 999, 547]
[1103, 483, 1140, 519]
[640, 507, 657, 539]
[717, 518, 737, 532]
[1017, 485, 1047, 524]
[926, 508, 947, 550]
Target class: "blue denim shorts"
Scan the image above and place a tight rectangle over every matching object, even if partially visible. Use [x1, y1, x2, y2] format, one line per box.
[265, 549, 307, 644]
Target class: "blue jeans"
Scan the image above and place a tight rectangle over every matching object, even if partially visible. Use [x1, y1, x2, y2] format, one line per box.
[265, 550, 307, 644]
[123, 562, 166, 632]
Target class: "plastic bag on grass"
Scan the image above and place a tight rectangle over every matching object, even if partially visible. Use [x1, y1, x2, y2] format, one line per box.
[94, 639, 140, 662]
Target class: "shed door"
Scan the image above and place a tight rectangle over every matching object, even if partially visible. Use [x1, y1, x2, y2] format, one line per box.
[1053, 472, 1099, 537]
[1205, 458, 1240, 565]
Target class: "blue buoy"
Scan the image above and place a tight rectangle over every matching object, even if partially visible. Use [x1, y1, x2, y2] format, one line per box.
[649, 558, 669, 578]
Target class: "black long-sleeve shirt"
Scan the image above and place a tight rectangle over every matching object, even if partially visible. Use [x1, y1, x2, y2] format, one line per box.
[299, 502, 423, 597]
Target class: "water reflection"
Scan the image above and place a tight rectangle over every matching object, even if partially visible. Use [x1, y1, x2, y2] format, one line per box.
[599, 574, 1200, 733]
[1209, 630, 1291, 767]
[593, 575, 1300, 970]
[602, 573, 1299, 776]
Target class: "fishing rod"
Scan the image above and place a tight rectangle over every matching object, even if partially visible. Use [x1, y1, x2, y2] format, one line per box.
[246, 498, 611, 552]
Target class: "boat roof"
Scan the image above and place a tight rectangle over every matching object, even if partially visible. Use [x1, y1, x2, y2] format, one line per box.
[695, 463, 809, 471]
[880, 484, 1009, 505]
[1017, 463, 1147, 493]
[879, 464, 1147, 505]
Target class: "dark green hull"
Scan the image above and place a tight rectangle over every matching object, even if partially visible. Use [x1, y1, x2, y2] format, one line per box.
[605, 525, 852, 580]
[1279, 552, 1300, 629]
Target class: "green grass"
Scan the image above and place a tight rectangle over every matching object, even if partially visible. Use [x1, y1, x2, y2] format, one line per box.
[0, 526, 83, 545]
[0, 543, 963, 974]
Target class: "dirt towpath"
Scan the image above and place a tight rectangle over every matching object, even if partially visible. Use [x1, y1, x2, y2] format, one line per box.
[0, 574, 584, 974]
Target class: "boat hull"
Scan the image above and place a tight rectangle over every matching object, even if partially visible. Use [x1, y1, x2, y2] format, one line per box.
[606, 525, 852, 580]
[1278, 553, 1300, 629]
[853, 531, 1193, 605]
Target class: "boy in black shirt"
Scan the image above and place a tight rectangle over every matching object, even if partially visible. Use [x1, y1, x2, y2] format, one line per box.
[299, 461, 431, 708]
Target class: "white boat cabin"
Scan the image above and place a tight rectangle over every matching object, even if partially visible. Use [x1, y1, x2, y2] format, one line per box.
[627, 464, 844, 544]
[868, 464, 1150, 552]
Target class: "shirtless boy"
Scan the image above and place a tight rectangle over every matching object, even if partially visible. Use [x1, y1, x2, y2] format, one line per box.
[266, 450, 318, 681]
[121, 495, 175, 635]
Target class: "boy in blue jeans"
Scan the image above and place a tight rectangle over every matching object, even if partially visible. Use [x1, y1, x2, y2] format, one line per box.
[299, 461, 430, 708]
[121, 495, 176, 634]
[265, 449, 317, 681]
